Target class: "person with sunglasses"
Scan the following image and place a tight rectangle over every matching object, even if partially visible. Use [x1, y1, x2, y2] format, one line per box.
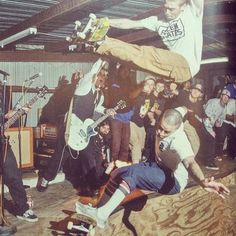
[75, 107, 230, 229]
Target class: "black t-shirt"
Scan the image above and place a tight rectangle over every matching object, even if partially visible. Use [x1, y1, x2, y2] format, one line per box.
[108, 81, 132, 113]
[171, 90, 204, 127]
[131, 92, 155, 127]
[39, 83, 76, 125]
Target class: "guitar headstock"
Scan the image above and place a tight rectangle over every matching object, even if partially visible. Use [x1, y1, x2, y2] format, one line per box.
[116, 100, 126, 110]
[37, 85, 49, 97]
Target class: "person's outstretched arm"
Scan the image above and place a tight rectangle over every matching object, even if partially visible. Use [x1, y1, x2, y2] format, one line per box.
[190, 0, 204, 17]
[182, 156, 230, 199]
[109, 18, 146, 30]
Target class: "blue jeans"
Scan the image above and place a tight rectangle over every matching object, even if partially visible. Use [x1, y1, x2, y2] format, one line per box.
[110, 162, 181, 194]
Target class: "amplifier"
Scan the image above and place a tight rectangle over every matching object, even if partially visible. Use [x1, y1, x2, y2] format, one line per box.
[34, 139, 56, 155]
[5, 127, 34, 169]
[33, 124, 57, 139]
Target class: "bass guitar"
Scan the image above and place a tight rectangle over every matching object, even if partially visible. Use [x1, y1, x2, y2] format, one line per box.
[68, 100, 126, 151]
[4, 86, 48, 130]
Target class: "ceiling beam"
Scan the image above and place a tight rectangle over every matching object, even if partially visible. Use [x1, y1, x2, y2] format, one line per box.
[0, 51, 99, 62]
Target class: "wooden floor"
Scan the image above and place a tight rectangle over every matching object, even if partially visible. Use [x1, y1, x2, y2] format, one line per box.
[3, 157, 236, 236]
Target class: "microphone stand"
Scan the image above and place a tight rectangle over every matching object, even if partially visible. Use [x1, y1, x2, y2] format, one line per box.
[0, 73, 8, 221]
[14, 78, 35, 188]
[0, 71, 17, 234]
[12, 79, 34, 110]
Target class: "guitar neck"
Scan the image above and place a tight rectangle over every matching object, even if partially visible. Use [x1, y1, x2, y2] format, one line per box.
[90, 113, 110, 129]
[90, 101, 125, 130]
[4, 94, 39, 130]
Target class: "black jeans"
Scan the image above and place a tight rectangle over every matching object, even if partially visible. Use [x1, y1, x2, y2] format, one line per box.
[215, 123, 229, 156]
[200, 126, 216, 165]
[215, 123, 236, 158]
[227, 125, 236, 158]
[1, 145, 29, 215]
[41, 126, 70, 181]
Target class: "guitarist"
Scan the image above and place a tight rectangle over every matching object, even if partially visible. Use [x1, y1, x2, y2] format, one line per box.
[0, 86, 38, 225]
[37, 58, 115, 192]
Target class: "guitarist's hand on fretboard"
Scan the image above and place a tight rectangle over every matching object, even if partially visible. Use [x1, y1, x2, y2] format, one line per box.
[5, 110, 17, 119]
[5, 105, 32, 119]
[105, 108, 116, 118]
[21, 104, 32, 114]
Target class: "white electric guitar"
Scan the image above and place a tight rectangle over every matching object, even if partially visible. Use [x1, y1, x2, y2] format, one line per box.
[68, 100, 126, 151]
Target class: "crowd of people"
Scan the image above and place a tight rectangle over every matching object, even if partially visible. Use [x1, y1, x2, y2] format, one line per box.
[37, 58, 233, 229]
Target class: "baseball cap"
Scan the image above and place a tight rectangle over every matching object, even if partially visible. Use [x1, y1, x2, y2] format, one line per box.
[221, 89, 231, 97]
[145, 75, 156, 83]
[191, 83, 204, 93]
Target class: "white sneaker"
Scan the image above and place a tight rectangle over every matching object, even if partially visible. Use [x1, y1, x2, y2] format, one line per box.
[16, 209, 38, 222]
[75, 202, 96, 216]
[75, 202, 107, 229]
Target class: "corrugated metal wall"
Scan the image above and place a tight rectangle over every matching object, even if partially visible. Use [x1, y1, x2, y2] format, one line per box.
[0, 61, 93, 127]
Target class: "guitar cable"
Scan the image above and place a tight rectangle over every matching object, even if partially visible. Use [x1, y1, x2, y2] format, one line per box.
[54, 144, 79, 178]
[67, 145, 79, 160]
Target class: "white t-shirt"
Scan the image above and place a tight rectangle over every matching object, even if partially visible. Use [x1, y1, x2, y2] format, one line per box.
[141, 1, 203, 77]
[203, 98, 227, 133]
[224, 99, 236, 127]
[156, 123, 194, 192]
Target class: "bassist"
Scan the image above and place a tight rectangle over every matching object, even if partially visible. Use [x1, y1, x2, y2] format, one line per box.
[0, 85, 38, 224]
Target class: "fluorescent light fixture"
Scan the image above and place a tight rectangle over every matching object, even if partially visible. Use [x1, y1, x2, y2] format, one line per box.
[69, 45, 77, 51]
[201, 57, 229, 65]
[0, 27, 37, 48]
[16, 44, 44, 50]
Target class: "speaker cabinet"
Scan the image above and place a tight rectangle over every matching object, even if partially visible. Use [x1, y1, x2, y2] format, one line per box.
[5, 127, 33, 169]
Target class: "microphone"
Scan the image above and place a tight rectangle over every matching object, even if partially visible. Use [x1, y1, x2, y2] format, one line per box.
[0, 69, 10, 76]
[25, 72, 42, 82]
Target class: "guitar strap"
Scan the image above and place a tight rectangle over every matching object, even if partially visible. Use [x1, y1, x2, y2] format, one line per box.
[64, 97, 74, 145]
[94, 89, 102, 106]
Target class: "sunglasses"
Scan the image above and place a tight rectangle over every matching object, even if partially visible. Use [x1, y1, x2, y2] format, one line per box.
[157, 125, 173, 135]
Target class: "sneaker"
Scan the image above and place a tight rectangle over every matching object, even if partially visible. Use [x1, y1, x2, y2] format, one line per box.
[205, 163, 219, 170]
[75, 202, 97, 216]
[75, 202, 106, 229]
[215, 156, 222, 161]
[16, 209, 38, 222]
[36, 177, 49, 192]
[0, 225, 17, 236]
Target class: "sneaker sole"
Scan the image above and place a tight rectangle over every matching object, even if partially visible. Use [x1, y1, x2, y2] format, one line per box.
[205, 166, 219, 170]
[75, 206, 96, 221]
[36, 186, 48, 192]
[16, 215, 39, 223]
[75, 204, 106, 228]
